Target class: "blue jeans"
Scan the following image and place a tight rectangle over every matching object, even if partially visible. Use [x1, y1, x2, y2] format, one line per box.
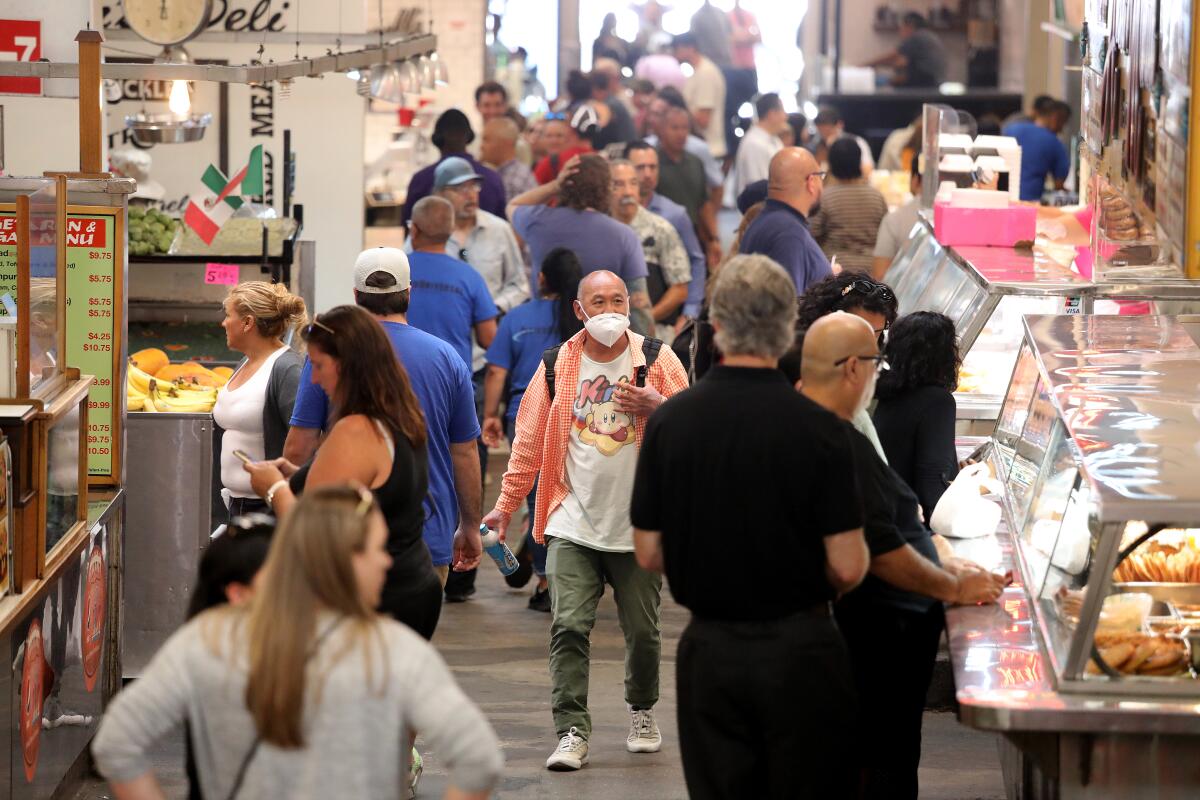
[506, 416, 545, 577]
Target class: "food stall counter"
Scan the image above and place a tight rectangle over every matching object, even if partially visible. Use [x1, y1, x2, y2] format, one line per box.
[943, 314, 1200, 798]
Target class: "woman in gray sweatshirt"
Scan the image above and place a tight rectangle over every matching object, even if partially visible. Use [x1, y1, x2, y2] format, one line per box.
[93, 484, 504, 800]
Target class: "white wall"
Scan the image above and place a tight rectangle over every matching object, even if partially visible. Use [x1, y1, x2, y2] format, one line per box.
[3, 96, 79, 174]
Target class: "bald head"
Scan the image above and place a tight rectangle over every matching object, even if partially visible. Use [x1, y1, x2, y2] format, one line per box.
[411, 196, 454, 249]
[800, 312, 877, 388]
[578, 269, 627, 300]
[768, 147, 823, 215]
[480, 117, 520, 166]
[484, 116, 519, 144]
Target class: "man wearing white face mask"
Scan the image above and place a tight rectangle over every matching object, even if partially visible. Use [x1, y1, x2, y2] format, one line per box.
[483, 270, 689, 773]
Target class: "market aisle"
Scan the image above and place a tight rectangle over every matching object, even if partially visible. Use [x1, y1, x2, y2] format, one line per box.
[69, 452, 1007, 800]
[414, 558, 1008, 800]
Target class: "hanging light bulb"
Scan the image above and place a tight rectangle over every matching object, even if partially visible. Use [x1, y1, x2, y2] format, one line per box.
[168, 80, 191, 116]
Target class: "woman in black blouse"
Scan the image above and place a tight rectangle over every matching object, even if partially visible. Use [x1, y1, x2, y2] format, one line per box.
[873, 311, 961, 527]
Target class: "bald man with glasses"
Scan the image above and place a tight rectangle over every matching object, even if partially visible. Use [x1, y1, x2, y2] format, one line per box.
[788, 313, 1005, 800]
[738, 148, 833, 295]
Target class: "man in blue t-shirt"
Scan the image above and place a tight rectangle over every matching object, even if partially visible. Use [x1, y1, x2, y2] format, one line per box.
[283, 247, 482, 582]
[1003, 101, 1071, 202]
[739, 147, 832, 295]
[404, 196, 499, 369]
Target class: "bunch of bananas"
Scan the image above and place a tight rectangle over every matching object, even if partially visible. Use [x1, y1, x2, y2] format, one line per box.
[128, 361, 220, 413]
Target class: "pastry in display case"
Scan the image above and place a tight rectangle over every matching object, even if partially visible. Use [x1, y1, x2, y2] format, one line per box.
[985, 313, 1200, 697]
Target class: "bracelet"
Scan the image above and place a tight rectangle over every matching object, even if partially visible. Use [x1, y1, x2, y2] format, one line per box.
[265, 479, 288, 508]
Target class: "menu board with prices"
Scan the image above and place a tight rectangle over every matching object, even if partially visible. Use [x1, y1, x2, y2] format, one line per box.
[0, 205, 123, 482]
[64, 208, 123, 484]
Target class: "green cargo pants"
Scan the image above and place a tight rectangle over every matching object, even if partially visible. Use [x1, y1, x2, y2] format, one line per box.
[545, 536, 663, 739]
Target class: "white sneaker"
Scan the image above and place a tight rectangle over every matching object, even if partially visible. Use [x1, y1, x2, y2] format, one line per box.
[546, 726, 589, 771]
[627, 708, 662, 753]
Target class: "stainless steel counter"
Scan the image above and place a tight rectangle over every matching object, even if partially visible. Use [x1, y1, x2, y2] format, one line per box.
[947, 525, 1200, 735]
[123, 412, 213, 677]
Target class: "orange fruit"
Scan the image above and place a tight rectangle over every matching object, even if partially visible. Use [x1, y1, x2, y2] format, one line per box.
[130, 348, 169, 376]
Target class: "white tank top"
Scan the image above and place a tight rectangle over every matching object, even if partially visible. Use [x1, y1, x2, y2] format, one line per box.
[213, 346, 289, 498]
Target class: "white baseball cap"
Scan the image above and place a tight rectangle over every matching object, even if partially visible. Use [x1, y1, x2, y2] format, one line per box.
[353, 247, 411, 293]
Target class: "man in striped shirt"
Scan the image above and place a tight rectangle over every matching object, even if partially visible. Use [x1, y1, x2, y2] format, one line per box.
[483, 270, 689, 772]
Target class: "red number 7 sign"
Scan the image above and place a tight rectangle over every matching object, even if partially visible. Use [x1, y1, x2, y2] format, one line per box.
[0, 19, 41, 96]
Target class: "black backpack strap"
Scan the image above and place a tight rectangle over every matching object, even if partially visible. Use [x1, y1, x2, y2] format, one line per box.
[542, 345, 563, 401]
[638, 338, 663, 387]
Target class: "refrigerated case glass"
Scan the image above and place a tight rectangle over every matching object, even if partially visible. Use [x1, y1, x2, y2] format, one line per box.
[885, 220, 1088, 418]
[996, 314, 1200, 696]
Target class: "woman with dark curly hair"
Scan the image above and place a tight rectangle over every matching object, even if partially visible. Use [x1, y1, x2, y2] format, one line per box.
[796, 270, 899, 335]
[873, 311, 962, 526]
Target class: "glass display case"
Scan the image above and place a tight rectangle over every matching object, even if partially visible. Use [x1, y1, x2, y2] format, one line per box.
[989, 314, 1200, 697]
[885, 219, 1089, 422]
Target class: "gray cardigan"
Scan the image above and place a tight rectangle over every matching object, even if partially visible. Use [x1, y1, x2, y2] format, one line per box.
[212, 349, 303, 514]
[92, 611, 504, 797]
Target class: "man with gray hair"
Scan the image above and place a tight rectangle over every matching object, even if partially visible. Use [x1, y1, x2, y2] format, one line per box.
[633, 254, 869, 798]
[480, 117, 537, 203]
[609, 158, 690, 341]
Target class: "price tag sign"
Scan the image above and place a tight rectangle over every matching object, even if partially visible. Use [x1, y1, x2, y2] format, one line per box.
[65, 210, 120, 480]
[204, 262, 239, 285]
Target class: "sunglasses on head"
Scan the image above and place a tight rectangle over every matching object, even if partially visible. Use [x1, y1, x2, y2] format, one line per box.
[840, 279, 895, 303]
[544, 112, 568, 122]
[306, 316, 335, 336]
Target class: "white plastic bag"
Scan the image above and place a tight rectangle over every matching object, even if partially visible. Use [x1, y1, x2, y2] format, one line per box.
[930, 463, 1003, 539]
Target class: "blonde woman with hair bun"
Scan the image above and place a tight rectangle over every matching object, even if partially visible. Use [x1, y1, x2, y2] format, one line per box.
[213, 281, 308, 520]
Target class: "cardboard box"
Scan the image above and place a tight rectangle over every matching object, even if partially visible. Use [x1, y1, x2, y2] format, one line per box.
[934, 201, 1037, 247]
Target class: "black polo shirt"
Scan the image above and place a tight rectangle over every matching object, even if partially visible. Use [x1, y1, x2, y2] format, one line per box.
[842, 426, 940, 615]
[631, 366, 863, 621]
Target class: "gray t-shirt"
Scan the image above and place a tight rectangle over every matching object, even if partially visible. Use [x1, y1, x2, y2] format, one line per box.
[513, 204, 648, 296]
[92, 612, 503, 799]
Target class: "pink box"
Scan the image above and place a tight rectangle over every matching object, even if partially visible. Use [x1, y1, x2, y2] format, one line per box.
[933, 201, 1037, 247]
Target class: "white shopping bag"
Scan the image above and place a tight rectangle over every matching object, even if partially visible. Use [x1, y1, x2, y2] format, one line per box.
[930, 463, 1003, 539]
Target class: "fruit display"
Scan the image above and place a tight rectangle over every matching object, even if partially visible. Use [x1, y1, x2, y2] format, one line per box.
[127, 347, 229, 413]
[128, 206, 180, 256]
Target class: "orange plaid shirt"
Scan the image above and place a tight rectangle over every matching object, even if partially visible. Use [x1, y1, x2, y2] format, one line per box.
[496, 329, 690, 544]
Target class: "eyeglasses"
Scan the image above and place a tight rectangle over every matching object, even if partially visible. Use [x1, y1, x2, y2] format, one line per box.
[307, 316, 335, 336]
[807, 170, 828, 183]
[834, 353, 891, 374]
[875, 326, 889, 349]
[544, 112, 568, 122]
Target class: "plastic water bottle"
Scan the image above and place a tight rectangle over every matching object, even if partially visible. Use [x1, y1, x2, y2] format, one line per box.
[480, 524, 520, 576]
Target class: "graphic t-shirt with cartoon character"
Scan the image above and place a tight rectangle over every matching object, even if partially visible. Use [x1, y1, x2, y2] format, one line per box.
[544, 349, 639, 551]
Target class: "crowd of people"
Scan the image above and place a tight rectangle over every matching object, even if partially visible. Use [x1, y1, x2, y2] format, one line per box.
[86, 12, 1088, 799]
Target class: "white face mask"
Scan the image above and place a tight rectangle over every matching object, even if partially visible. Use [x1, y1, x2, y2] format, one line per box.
[578, 304, 630, 348]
